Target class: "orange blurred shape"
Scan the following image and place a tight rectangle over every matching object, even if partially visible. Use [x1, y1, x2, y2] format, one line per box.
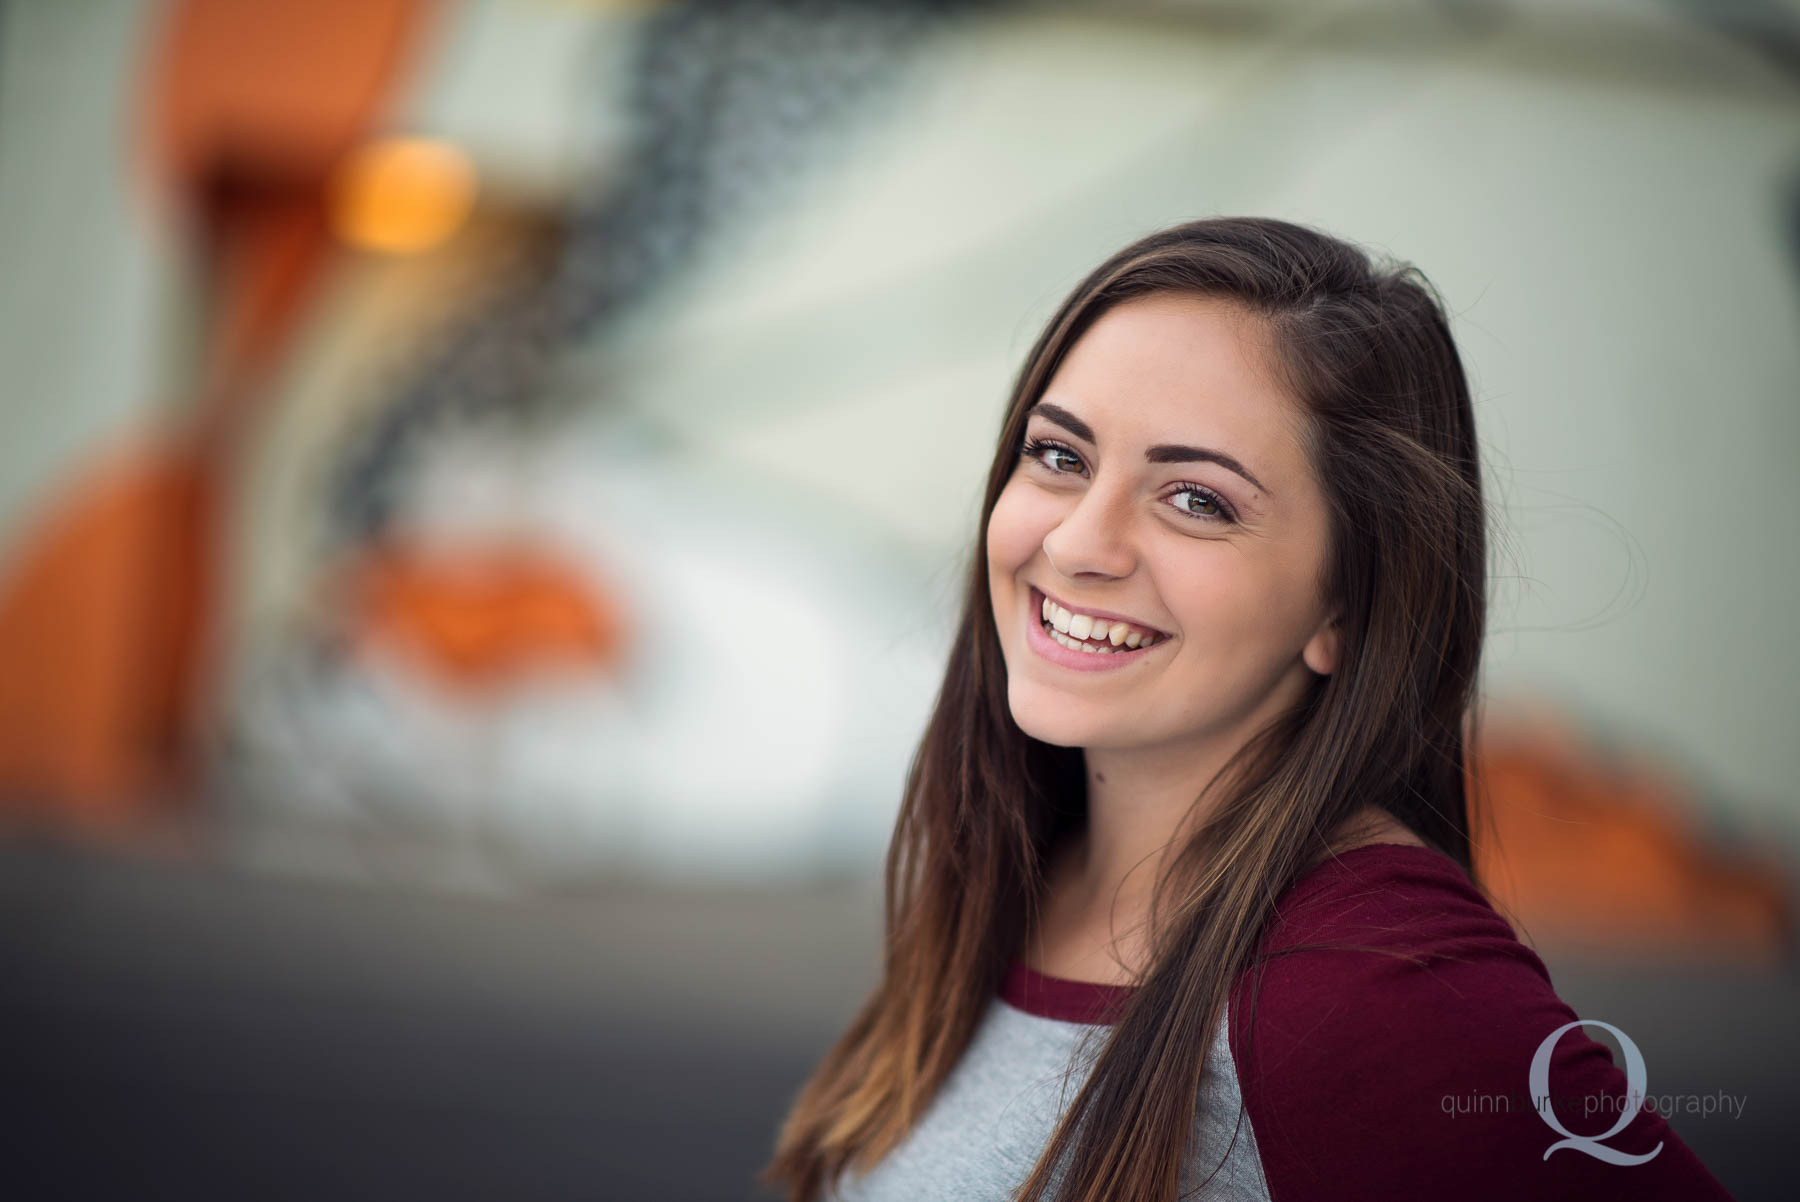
[147, 0, 437, 184]
[328, 137, 477, 254]
[1470, 705, 1794, 966]
[335, 542, 627, 692]
[0, 440, 216, 828]
[141, 0, 442, 420]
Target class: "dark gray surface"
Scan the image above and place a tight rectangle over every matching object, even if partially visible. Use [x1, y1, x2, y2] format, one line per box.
[0, 834, 1789, 1200]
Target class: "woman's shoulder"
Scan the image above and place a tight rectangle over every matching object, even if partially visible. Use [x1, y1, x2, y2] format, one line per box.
[1236, 840, 1561, 1070]
[1261, 838, 1529, 963]
[1232, 839, 1561, 1078]
[1224, 842, 1734, 1200]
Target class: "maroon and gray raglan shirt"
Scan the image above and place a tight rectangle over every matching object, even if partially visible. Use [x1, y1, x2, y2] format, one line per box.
[824, 842, 1735, 1200]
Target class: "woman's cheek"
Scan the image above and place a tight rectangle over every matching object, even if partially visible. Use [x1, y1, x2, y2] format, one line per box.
[1163, 556, 1271, 644]
[988, 483, 1047, 568]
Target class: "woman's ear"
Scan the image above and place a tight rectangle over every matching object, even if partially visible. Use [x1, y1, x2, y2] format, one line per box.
[1302, 613, 1341, 676]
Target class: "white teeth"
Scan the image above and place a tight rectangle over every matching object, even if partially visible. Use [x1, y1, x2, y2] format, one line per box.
[1049, 627, 1119, 654]
[1035, 592, 1163, 651]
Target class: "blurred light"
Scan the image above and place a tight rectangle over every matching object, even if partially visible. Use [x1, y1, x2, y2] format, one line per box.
[328, 137, 477, 255]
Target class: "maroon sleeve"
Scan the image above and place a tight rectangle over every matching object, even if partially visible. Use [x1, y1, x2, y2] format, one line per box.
[1226, 844, 1736, 1201]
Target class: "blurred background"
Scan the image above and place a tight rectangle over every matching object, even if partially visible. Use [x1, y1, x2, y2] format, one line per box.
[1, 0, 1796, 1197]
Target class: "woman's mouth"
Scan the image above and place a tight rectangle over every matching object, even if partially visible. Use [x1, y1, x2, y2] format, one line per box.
[1027, 586, 1171, 669]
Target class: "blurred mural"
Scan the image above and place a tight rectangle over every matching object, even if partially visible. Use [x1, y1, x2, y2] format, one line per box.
[3, 1, 1799, 1198]
[2, 0, 1798, 940]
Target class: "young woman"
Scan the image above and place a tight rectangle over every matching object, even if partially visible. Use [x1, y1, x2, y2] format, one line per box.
[759, 218, 1736, 1201]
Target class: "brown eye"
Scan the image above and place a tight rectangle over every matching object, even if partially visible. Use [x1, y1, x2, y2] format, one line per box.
[1168, 485, 1235, 524]
[1019, 437, 1086, 475]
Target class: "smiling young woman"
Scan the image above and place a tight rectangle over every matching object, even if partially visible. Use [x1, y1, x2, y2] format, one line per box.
[758, 218, 1736, 1202]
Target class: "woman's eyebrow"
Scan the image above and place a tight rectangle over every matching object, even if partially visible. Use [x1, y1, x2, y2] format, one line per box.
[1028, 401, 1273, 497]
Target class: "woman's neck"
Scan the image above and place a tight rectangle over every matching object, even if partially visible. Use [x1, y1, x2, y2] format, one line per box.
[1025, 749, 1426, 986]
[1019, 739, 1239, 984]
[1065, 740, 1236, 917]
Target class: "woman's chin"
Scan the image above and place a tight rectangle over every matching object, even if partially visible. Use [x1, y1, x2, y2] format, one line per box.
[1007, 689, 1111, 749]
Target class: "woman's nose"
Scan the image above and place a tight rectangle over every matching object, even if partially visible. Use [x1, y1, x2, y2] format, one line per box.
[1040, 484, 1135, 580]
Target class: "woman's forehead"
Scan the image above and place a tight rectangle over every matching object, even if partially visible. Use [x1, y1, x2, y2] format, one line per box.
[1057, 295, 1288, 408]
[1036, 298, 1310, 481]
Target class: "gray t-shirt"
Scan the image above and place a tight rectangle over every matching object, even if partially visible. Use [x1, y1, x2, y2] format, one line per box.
[821, 990, 1272, 1201]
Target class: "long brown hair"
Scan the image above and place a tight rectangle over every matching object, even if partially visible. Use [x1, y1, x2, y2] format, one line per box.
[759, 216, 1492, 1202]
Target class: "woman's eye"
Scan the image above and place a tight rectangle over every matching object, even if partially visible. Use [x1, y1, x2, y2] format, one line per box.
[1020, 436, 1084, 474]
[1168, 486, 1234, 523]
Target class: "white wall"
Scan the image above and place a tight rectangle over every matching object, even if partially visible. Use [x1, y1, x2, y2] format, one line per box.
[0, 0, 175, 556]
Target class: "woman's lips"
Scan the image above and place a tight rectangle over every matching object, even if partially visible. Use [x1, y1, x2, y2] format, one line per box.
[1025, 586, 1169, 672]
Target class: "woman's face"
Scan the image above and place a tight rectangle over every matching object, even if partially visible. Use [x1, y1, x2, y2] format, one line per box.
[986, 293, 1340, 755]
